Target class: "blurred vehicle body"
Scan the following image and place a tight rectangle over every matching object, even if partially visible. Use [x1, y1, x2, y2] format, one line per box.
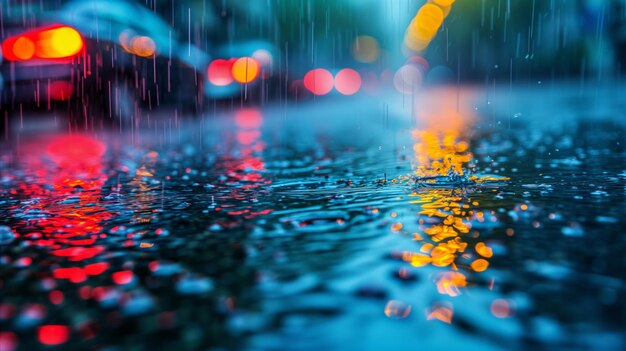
[0, 0, 279, 127]
[0, 0, 211, 122]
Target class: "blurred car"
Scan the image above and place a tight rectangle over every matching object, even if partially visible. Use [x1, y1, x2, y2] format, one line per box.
[0, 0, 279, 126]
[0, 0, 211, 122]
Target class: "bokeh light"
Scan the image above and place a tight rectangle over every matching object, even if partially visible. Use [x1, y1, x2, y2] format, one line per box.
[38, 325, 69, 345]
[334, 68, 362, 95]
[208, 59, 235, 86]
[38, 26, 83, 58]
[130, 36, 156, 57]
[432, 0, 455, 7]
[0, 332, 18, 351]
[351, 35, 380, 63]
[470, 258, 490, 272]
[2, 26, 84, 61]
[119, 30, 156, 58]
[393, 64, 423, 94]
[252, 49, 273, 68]
[303, 68, 334, 95]
[232, 57, 260, 84]
[404, 2, 449, 53]
[12, 37, 35, 60]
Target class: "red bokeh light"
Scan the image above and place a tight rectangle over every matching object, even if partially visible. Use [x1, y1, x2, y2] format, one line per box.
[112, 270, 133, 285]
[49, 290, 64, 305]
[334, 68, 362, 95]
[0, 332, 18, 351]
[303, 68, 334, 95]
[38, 325, 69, 345]
[208, 59, 235, 86]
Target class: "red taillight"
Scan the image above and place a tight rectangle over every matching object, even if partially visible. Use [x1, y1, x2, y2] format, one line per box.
[2, 25, 84, 62]
[208, 57, 261, 86]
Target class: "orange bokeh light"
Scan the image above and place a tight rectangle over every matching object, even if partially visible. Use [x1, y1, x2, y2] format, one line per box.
[37, 26, 83, 58]
[232, 57, 260, 84]
[470, 258, 490, 272]
[2, 25, 84, 61]
[130, 36, 156, 57]
[475, 242, 494, 258]
[12, 37, 36, 60]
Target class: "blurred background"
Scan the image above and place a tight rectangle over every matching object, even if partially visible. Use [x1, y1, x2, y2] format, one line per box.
[156, 0, 626, 81]
[2, 0, 625, 124]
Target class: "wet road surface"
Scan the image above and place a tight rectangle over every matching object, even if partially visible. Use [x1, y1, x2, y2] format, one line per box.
[1, 84, 625, 351]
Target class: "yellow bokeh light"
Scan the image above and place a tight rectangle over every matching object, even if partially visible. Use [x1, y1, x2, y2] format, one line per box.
[38, 27, 83, 59]
[352, 35, 380, 63]
[414, 4, 444, 36]
[432, 0, 455, 7]
[404, 1, 450, 53]
[232, 57, 260, 84]
[49, 27, 83, 57]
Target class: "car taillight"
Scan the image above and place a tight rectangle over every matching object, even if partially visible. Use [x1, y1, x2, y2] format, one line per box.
[2, 25, 84, 62]
[207, 57, 260, 86]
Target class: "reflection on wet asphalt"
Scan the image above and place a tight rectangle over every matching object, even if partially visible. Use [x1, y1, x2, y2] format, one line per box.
[1, 86, 625, 350]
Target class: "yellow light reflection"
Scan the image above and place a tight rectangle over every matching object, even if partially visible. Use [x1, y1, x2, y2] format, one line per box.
[392, 87, 510, 324]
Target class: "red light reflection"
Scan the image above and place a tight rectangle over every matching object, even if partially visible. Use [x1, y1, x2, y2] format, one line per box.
[12, 134, 112, 285]
[214, 109, 273, 220]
